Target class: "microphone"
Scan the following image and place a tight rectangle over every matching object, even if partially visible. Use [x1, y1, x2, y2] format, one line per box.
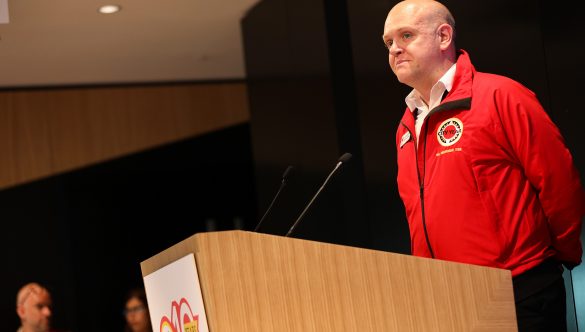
[253, 165, 295, 232]
[285, 152, 352, 237]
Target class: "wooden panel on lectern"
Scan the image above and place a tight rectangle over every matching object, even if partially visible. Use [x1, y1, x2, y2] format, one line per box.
[141, 231, 517, 331]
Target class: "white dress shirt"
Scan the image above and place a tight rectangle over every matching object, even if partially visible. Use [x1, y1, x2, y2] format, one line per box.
[405, 64, 457, 145]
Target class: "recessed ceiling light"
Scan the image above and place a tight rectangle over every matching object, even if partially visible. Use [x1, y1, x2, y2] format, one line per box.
[98, 5, 121, 14]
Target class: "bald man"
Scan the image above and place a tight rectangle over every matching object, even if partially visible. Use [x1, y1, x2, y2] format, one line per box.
[16, 283, 53, 332]
[383, 1, 584, 331]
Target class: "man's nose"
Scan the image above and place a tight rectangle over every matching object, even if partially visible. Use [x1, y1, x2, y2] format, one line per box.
[389, 42, 403, 57]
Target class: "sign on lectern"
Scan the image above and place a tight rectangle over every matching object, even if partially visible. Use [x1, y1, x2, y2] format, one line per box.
[143, 253, 209, 332]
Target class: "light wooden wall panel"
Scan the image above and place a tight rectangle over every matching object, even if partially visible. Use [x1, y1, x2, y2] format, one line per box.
[0, 82, 249, 190]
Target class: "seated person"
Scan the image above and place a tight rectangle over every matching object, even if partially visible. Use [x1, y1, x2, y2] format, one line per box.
[16, 282, 53, 332]
[123, 288, 152, 332]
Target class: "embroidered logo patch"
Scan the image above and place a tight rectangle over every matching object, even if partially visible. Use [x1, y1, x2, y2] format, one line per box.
[437, 118, 463, 147]
[400, 131, 411, 148]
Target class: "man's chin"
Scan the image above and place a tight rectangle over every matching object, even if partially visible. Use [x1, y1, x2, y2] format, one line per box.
[392, 69, 409, 82]
[396, 75, 412, 86]
[40, 321, 51, 332]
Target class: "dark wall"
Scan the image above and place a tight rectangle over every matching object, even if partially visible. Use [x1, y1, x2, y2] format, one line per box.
[5, 124, 257, 331]
[538, 0, 585, 179]
[242, 0, 370, 247]
[539, 1, 585, 329]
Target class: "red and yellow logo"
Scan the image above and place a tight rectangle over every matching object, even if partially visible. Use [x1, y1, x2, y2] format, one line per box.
[436, 117, 463, 147]
[159, 298, 200, 332]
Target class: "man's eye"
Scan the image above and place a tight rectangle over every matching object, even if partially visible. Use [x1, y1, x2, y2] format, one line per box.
[402, 32, 412, 40]
[385, 40, 393, 49]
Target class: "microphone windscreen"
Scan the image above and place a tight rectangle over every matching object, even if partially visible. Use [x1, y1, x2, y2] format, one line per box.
[282, 165, 295, 180]
[338, 152, 353, 164]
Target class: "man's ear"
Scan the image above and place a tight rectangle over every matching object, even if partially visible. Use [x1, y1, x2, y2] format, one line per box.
[437, 23, 453, 50]
[16, 304, 26, 319]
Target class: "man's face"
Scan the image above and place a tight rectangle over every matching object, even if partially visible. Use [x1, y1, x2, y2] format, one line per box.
[17, 289, 52, 332]
[382, 2, 443, 92]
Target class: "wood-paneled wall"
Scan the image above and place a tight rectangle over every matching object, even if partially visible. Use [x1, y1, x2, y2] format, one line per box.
[0, 82, 249, 190]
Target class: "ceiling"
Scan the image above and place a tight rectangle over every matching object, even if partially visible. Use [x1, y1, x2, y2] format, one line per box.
[0, 0, 260, 88]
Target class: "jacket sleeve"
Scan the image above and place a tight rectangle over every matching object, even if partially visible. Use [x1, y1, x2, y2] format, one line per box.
[495, 80, 585, 265]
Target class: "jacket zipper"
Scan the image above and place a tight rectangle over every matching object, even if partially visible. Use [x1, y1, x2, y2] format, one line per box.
[420, 120, 434, 258]
[400, 120, 435, 258]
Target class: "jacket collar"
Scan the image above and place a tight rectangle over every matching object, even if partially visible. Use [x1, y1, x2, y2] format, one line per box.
[437, 49, 474, 112]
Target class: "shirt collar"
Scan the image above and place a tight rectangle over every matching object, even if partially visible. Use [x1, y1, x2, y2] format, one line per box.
[405, 63, 457, 113]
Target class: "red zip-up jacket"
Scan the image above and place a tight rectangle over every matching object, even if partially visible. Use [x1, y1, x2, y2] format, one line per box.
[395, 50, 585, 277]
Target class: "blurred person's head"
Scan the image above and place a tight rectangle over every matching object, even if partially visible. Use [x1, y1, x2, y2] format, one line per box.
[16, 282, 53, 332]
[124, 288, 152, 332]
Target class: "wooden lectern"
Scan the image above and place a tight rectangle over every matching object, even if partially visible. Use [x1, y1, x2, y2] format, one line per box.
[141, 230, 517, 331]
